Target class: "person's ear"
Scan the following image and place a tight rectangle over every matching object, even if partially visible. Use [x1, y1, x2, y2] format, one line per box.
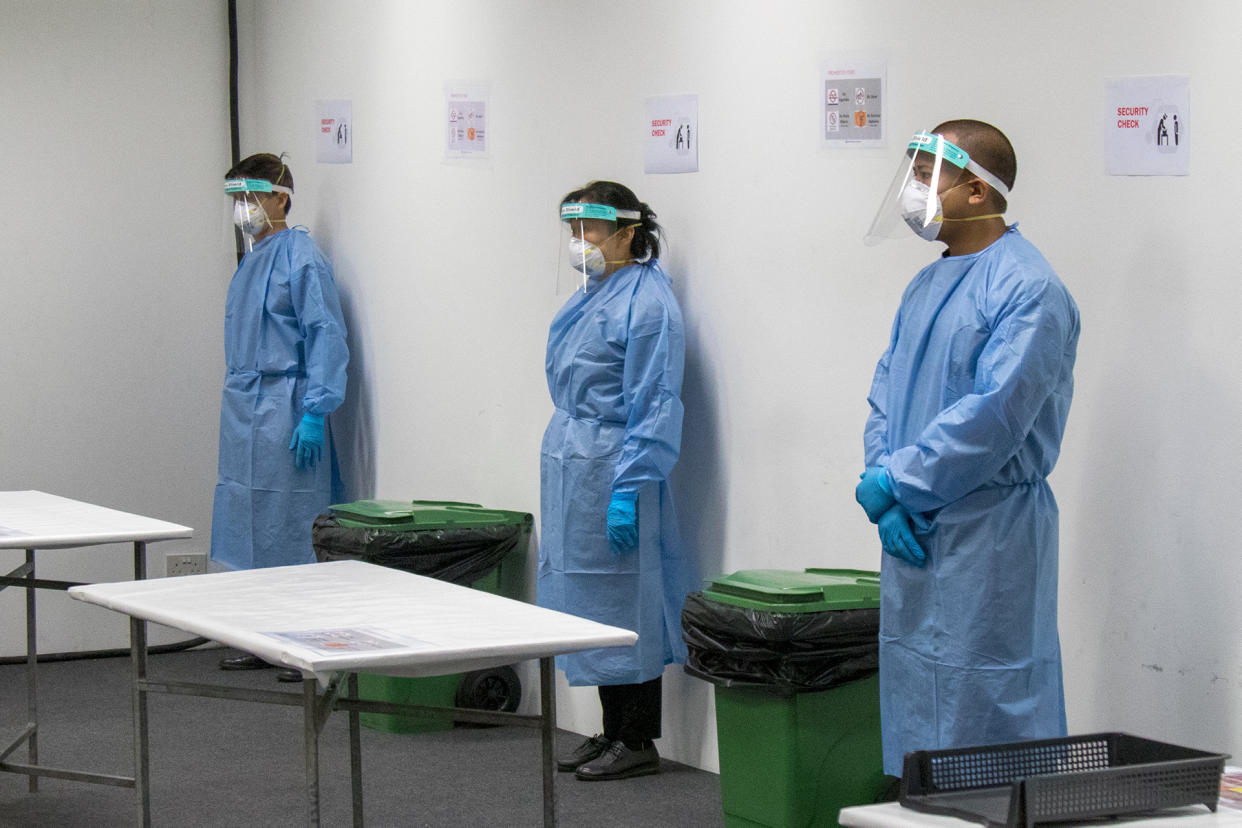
[966, 179, 990, 205]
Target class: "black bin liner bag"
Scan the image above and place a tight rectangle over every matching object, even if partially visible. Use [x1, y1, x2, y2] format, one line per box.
[681, 591, 880, 692]
[312, 514, 524, 587]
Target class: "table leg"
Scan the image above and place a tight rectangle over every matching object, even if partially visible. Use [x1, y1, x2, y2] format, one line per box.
[24, 549, 37, 794]
[304, 678, 320, 827]
[540, 656, 557, 828]
[348, 673, 363, 828]
[132, 542, 150, 827]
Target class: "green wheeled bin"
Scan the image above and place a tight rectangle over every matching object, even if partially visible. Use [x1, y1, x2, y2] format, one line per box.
[311, 499, 532, 733]
[682, 569, 885, 828]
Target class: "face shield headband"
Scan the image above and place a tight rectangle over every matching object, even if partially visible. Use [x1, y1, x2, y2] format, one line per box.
[224, 178, 294, 196]
[557, 202, 643, 294]
[864, 132, 1010, 245]
[226, 179, 294, 251]
[908, 132, 1010, 201]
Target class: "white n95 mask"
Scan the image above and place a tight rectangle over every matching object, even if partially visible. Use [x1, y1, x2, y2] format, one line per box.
[567, 236, 608, 278]
[900, 180, 943, 242]
[233, 199, 269, 237]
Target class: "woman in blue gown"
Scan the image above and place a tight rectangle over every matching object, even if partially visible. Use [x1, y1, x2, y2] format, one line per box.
[540, 181, 694, 781]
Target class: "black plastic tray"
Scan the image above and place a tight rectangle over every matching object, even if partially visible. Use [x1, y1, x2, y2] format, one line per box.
[900, 732, 1228, 827]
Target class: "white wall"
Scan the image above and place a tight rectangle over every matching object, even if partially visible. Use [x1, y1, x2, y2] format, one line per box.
[1, 2, 231, 651]
[4, 0, 1238, 774]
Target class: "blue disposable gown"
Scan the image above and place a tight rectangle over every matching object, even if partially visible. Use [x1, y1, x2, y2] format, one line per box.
[539, 261, 695, 686]
[211, 228, 349, 571]
[864, 226, 1080, 775]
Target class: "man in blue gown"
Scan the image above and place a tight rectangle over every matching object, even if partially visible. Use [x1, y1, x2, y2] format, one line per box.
[212, 154, 349, 673]
[856, 121, 1080, 776]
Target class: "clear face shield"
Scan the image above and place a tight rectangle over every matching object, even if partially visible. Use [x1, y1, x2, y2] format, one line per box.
[225, 178, 293, 252]
[556, 202, 641, 296]
[863, 132, 1010, 245]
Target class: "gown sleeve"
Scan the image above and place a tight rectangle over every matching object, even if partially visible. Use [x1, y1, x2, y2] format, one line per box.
[863, 310, 901, 468]
[612, 284, 685, 494]
[289, 244, 350, 416]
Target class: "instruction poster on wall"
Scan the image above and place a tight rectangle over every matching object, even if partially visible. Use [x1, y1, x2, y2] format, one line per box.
[821, 58, 885, 147]
[316, 99, 353, 164]
[445, 82, 489, 160]
[644, 94, 699, 174]
[1105, 75, 1189, 176]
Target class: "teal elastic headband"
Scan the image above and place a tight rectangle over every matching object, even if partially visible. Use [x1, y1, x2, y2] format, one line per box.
[560, 202, 642, 223]
[908, 132, 1010, 199]
[225, 178, 294, 195]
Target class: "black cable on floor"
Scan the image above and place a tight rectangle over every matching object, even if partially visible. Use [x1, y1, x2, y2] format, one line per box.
[0, 636, 211, 666]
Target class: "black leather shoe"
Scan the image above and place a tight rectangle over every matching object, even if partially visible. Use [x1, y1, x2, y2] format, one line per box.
[575, 740, 660, 781]
[276, 668, 305, 683]
[556, 734, 612, 772]
[219, 654, 274, 671]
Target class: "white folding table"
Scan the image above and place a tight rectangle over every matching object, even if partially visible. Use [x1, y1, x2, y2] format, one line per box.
[0, 490, 192, 796]
[839, 801, 1242, 827]
[69, 558, 639, 827]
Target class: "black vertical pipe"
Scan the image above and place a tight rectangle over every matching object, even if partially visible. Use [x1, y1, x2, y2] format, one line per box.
[228, 0, 243, 263]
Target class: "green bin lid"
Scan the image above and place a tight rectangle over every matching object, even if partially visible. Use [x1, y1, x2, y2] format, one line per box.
[700, 568, 880, 613]
[329, 499, 532, 532]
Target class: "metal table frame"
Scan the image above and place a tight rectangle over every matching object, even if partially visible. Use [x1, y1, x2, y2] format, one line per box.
[0, 492, 191, 806]
[1, 540, 166, 795]
[126, 647, 561, 827]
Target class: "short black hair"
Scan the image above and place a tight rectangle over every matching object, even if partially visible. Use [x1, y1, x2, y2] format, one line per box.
[561, 180, 663, 261]
[933, 119, 1015, 210]
[225, 153, 294, 215]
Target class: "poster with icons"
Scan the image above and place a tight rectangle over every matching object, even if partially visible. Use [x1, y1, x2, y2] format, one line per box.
[445, 81, 489, 160]
[1105, 75, 1189, 176]
[644, 94, 699, 174]
[316, 99, 352, 164]
[821, 57, 885, 147]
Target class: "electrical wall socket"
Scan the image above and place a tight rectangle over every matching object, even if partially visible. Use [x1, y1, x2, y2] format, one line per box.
[166, 552, 207, 577]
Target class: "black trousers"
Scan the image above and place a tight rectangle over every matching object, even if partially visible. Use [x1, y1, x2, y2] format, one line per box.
[598, 676, 662, 745]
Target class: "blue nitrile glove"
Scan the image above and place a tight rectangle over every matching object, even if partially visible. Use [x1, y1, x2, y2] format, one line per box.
[606, 491, 638, 554]
[878, 504, 926, 567]
[289, 413, 325, 469]
[856, 466, 896, 524]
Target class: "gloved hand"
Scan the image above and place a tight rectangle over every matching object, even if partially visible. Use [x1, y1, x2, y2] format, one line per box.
[855, 466, 896, 523]
[878, 504, 926, 567]
[606, 492, 638, 554]
[289, 413, 325, 469]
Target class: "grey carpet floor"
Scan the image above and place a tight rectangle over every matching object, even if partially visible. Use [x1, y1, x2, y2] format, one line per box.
[0, 648, 723, 827]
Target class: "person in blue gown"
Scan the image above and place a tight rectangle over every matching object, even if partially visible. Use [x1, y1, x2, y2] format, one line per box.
[540, 181, 695, 781]
[212, 153, 349, 673]
[856, 121, 1080, 776]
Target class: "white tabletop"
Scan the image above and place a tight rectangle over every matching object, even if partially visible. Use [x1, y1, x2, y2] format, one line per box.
[839, 801, 1242, 827]
[69, 560, 639, 681]
[0, 491, 193, 550]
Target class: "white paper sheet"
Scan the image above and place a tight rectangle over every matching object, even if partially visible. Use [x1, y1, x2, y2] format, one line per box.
[0, 491, 193, 549]
[70, 560, 638, 683]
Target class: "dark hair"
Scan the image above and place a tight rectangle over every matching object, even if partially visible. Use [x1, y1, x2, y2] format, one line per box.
[932, 119, 1015, 210]
[225, 152, 294, 215]
[560, 180, 662, 261]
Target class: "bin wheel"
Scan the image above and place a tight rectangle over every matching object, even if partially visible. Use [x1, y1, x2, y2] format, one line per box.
[456, 665, 521, 713]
